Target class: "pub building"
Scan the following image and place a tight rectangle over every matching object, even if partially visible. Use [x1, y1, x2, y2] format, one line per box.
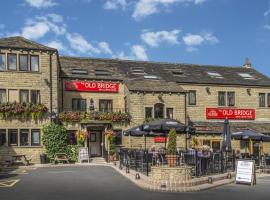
[1, 36, 270, 163]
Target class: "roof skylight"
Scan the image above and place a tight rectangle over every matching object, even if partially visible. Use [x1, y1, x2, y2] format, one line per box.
[95, 69, 112, 76]
[238, 73, 255, 79]
[144, 75, 159, 79]
[207, 72, 223, 78]
[131, 67, 145, 75]
[71, 69, 88, 75]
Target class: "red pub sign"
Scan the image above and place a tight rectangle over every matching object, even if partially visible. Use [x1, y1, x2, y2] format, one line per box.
[154, 137, 167, 143]
[206, 108, 256, 120]
[65, 80, 119, 93]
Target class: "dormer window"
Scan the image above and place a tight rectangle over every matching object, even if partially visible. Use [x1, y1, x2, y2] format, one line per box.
[72, 69, 88, 75]
[207, 72, 223, 78]
[238, 73, 255, 80]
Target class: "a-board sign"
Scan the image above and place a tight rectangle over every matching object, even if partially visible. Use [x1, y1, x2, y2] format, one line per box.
[78, 147, 90, 163]
[235, 160, 256, 185]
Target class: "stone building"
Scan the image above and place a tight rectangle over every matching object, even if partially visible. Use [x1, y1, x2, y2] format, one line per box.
[1, 36, 270, 163]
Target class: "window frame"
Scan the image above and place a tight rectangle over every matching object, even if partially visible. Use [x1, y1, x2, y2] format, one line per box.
[30, 55, 39, 72]
[227, 91, 235, 107]
[218, 91, 226, 106]
[20, 90, 29, 103]
[145, 107, 153, 119]
[188, 90, 196, 106]
[8, 129, 18, 146]
[72, 98, 86, 112]
[31, 129, 41, 146]
[99, 99, 113, 113]
[268, 93, 270, 108]
[30, 90, 40, 104]
[0, 89, 7, 104]
[0, 129, 7, 146]
[20, 129, 29, 146]
[19, 54, 29, 71]
[259, 93, 266, 107]
[154, 103, 164, 119]
[7, 53, 17, 71]
[0, 53, 6, 71]
[166, 108, 174, 119]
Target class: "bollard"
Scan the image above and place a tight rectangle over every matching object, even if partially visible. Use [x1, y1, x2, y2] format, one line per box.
[135, 173, 140, 180]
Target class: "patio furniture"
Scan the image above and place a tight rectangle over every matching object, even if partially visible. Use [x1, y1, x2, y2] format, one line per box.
[11, 154, 31, 166]
[52, 153, 70, 164]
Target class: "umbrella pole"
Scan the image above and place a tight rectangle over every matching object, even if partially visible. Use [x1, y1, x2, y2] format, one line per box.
[144, 135, 146, 151]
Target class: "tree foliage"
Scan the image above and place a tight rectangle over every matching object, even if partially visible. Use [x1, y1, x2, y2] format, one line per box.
[167, 128, 177, 155]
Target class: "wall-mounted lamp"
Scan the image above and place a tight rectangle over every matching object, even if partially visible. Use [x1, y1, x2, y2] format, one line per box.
[247, 88, 251, 96]
[158, 94, 164, 102]
[206, 87, 211, 95]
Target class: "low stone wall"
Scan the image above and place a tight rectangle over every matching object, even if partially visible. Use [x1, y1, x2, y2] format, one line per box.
[150, 166, 192, 182]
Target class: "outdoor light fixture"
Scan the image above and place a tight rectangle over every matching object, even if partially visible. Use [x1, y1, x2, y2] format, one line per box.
[247, 88, 251, 96]
[206, 87, 211, 94]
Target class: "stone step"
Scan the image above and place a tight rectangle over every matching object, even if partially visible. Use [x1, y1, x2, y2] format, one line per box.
[90, 157, 107, 164]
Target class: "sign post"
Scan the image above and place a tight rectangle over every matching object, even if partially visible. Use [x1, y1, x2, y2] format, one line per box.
[78, 147, 90, 163]
[235, 160, 256, 185]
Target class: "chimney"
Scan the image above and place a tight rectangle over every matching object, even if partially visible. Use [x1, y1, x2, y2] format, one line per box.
[243, 58, 252, 68]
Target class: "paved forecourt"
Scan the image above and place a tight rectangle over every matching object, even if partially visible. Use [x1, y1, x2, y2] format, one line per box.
[1, 166, 270, 200]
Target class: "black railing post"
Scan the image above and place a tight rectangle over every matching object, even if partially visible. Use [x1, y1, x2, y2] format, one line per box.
[195, 150, 198, 177]
[146, 150, 149, 176]
[221, 151, 224, 173]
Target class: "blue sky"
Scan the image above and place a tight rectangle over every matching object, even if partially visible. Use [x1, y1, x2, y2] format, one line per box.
[0, 0, 270, 76]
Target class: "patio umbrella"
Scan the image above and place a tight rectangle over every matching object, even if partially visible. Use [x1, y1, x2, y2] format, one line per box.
[123, 125, 147, 136]
[221, 119, 232, 152]
[232, 129, 270, 142]
[143, 119, 186, 132]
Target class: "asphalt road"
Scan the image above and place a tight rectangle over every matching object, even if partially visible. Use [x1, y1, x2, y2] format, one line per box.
[1, 166, 270, 200]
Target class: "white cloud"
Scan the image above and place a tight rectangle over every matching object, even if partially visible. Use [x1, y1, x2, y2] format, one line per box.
[131, 45, 148, 60]
[141, 29, 180, 47]
[264, 1, 270, 16]
[183, 32, 219, 46]
[21, 14, 66, 40]
[24, 0, 57, 8]
[98, 42, 112, 54]
[114, 45, 148, 61]
[264, 24, 270, 30]
[103, 0, 128, 10]
[66, 33, 100, 54]
[46, 40, 65, 50]
[132, 0, 208, 20]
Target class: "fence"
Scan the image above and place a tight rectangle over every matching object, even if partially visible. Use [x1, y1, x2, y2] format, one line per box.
[118, 148, 236, 177]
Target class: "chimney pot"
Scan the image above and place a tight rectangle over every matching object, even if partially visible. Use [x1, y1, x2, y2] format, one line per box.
[243, 58, 252, 68]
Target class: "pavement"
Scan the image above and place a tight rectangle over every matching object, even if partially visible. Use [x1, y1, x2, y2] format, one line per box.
[1, 166, 270, 200]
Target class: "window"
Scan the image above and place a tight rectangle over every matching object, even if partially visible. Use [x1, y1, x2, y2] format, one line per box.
[68, 131, 77, 145]
[0, 53, 6, 70]
[154, 103, 164, 118]
[30, 55, 39, 71]
[203, 139, 211, 146]
[8, 89, 18, 102]
[0, 129, 6, 145]
[227, 92, 235, 106]
[20, 129, 29, 146]
[8, 129, 18, 146]
[240, 140, 248, 149]
[30, 90, 40, 104]
[72, 99, 86, 111]
[0, 89, 6, 103]
[99, 100, 113, 112]
[114, 130, 122, 145]
[31, 129, 40, 146]
[259, 93, 266, 107]
[218, 91, 226, 106]
[71, 69, 88, 75]
[7, 54, 17, 70]
[144, 75, 159, 80]
[166, 108, 173, 119]
[212, 141, 221, 152]
[19, 55, 28, 71]
[188, 91, 196, 105]
[20, 90, 29, 103]
[268, 94, 270, 107]
[238, 73, 255, 79]
[145, 107, 153, 119]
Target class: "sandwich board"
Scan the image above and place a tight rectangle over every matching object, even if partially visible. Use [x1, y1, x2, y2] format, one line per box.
[235, 160, 256, 186]
[78, 147, 90, 163]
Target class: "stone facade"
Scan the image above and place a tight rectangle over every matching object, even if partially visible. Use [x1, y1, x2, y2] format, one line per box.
[0, 48, 59, 163]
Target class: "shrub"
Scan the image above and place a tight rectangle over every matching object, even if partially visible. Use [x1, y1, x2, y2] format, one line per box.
[109, 144, 116, 156]
[42, 123, 69, 159]
[167, 129, 177, 155]
[67, 145, 79, 162]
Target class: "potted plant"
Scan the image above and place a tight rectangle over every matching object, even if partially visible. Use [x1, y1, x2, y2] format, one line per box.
[166, 128, 177, 167]
[191, 136, 199, 149]
[109, 143, 116, 161]
[76, 129, 88, 147]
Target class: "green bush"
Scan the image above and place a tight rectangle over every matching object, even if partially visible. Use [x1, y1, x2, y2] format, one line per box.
[67, 145, 78, 162]
[42, 123, 69, 160]
[167, 128, 177, 155]
[109, 143, 116, 156]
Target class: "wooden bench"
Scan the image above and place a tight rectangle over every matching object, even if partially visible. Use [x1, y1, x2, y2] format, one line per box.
[51, 153, 70, 164]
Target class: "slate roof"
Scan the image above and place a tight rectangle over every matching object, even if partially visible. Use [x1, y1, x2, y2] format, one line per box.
[193, 121, 270, 135]
[0, 36, 56, 51]
[59, 56, 270, 88]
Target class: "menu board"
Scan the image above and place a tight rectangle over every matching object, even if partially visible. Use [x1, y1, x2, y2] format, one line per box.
[235, 160, 256, 185]
[78, 147, 90, 163]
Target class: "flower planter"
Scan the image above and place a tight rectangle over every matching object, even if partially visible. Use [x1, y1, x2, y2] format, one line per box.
[166, 155, 177, 167]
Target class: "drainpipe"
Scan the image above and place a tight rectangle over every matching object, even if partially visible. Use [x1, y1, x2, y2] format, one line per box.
[184, 92, 188, 150]
[49, 53, 53, 122]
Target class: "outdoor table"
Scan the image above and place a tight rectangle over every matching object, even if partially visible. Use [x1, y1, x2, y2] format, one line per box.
[11, 154, 30, 166]
[52, 153, 70, 164]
